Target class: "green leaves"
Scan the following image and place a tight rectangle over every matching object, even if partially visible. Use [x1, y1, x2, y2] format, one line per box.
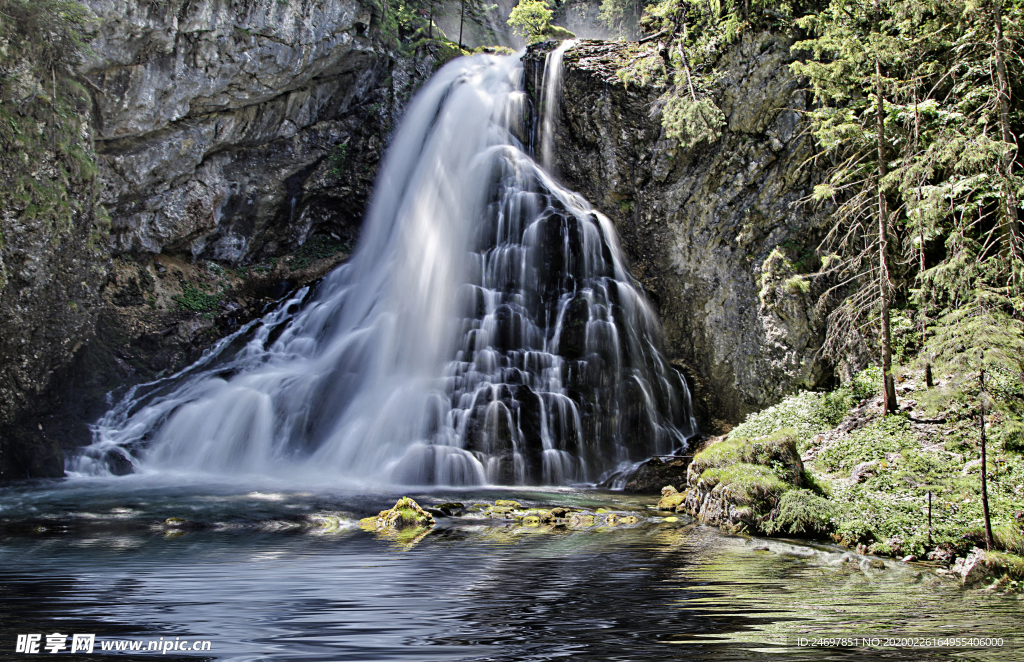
[507, 0, 553, 42]
[660, 95, 725, 149]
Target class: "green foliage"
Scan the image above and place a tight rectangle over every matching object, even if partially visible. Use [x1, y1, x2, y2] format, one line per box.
[763, 489, 836, 535]
[660, 95, 724, 150]
[815, 414, 918, 473]
[173, 283, 221, 313]
[286, 235, 350, 270]
[508, 0, 553, 42]
[729, 390, 853, 450]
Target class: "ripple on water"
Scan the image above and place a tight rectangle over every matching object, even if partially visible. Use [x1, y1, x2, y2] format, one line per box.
[0, 485, 1021, 661]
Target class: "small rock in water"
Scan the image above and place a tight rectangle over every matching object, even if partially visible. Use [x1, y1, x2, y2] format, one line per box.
[902, 555, 918, 563]
[359, 497, 435, 531]
[869, 559, 885, 570]
[752, 544, 770, 552]
[494, 499, 521, 509]
[657, 492, 686, 511]
[662, 516, 679, 522]
[958, 547, 991, 587]
[662, 485, 678, 496]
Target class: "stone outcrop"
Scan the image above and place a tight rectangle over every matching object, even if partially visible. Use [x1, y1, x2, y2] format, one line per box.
[527, 35, 831, 429]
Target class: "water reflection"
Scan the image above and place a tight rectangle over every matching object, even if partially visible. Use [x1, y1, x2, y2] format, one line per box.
[0, 484, 1021, 660]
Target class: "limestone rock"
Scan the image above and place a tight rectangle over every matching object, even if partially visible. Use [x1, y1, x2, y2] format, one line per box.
[79, 0, 399, 261]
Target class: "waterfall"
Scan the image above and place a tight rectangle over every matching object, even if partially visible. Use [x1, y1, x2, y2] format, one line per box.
[539, 40, 576, 172]
[76, 54, 697, 487]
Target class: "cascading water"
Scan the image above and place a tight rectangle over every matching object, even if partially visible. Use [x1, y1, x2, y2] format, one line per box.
[76, 51, 697, 486]
[539, 39, 575, 172]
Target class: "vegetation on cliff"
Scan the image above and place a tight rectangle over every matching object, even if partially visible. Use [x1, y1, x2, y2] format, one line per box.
[598, 0, 1024, 584]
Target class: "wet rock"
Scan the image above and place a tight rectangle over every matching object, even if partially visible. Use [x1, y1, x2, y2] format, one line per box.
[955, 548, 992, 587]
[657, 491, 686, 511]
[622, 456, 692, 494]
[926, 547, 956, 564]
[359, 497, 436, 531]
[433, 502, 465, 517]
[902, 555, 918, 563]
[869, 559, 885, 570]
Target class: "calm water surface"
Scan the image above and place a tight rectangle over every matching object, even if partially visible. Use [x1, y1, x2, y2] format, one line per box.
[1, 476, 1021, 661]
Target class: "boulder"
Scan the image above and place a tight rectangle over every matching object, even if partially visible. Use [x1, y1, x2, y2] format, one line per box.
[622, 456, 692, 493]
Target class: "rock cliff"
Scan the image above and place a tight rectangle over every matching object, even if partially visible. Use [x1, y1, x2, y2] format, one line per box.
[527, 35, 831, 430]
[0, 0, 441, 478]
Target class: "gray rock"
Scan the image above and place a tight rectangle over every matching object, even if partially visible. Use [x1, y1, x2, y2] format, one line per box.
[850, 460, 880, 484]
[527, 34, 833, 428]
[958, 547, 991, 587]
[78, 0, 416, 262]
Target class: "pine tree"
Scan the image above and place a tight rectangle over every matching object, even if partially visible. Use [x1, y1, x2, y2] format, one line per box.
[792, 0, 912, 412]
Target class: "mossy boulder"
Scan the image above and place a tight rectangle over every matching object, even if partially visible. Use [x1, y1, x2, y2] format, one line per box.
[359, 497, 436, 531]
[657, 485, 686, 511]
[682, 429, 809, 533]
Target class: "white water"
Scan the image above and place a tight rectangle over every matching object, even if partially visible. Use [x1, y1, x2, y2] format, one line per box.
[76, 54, 696, 487]
[539, 40, 576, 172]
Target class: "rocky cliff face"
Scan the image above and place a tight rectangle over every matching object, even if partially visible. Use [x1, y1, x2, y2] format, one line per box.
[82, 0, 397, 261]
[1, 0, 441, 478]
[527, 35, 831, 430]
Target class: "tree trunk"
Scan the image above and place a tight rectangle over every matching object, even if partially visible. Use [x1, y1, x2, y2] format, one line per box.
[993, 0, 1022, 278]
[980, 369, 995, 551]
[428, 2, 434, 39]
[876, 53, 898, 414]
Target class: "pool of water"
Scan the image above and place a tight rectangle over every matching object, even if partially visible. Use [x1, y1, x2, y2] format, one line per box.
[1, 476, 1021, 660]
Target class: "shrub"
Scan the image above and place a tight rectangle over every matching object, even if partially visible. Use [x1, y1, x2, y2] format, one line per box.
[763, 489, 836, 535]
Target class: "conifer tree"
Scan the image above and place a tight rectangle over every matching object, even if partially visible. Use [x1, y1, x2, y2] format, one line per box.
[792, 0, 908, 412]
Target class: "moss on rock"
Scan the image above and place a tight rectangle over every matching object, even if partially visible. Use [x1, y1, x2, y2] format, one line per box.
[359, 497, 436, 531]
[676, 429, 807, 533]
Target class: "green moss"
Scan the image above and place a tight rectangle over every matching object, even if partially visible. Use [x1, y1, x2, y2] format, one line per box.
[697, 463, 791, 504]
[693, 429, 803, 484]
[286, 235, 349, 270]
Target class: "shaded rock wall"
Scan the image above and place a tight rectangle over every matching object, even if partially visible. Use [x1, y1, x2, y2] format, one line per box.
[1, 0, 441, 478]
[80, 0, 400, 262]
[527, 35, 831, 430]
